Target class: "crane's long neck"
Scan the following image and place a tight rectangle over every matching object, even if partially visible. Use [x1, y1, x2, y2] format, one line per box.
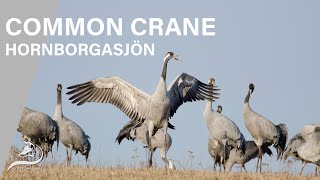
[154, 58, 169, 97]
[204, 100, 213, 124]
[205, 100, 212, 112]
[54, 90, 63, 121]
[244, 90, 251, 104]
[161, 58, 169, 80]
[243, 90, 252, 112]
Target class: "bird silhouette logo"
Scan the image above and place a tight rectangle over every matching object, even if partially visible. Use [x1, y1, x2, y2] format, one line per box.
[7, 141, 44, 172]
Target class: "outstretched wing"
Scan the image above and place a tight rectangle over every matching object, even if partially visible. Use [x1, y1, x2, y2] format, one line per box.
[67, 76, 150, 122]
[167, 73, 219, 118]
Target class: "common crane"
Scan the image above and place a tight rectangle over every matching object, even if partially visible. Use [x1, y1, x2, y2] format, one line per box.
[296, 124, 320, 175]
[54, 84, 91, 165]
[224, 141, 272, 173]
[126, 121, 175, 169]
[17, 107, 59, 158]
[207, 137, 226, 172]
[67, 52, 219, 149]
[283, 133, 316, 175]
[243, 83, 288, 172]
[204, 82, 246, 166]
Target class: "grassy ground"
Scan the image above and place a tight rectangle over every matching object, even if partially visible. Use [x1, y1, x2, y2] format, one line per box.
[1, 165, 319, 180]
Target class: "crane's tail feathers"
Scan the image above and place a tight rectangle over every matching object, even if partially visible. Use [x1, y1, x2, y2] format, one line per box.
[315, 127, 320, 133]
[168, 122, 175, 130]
[261, 143, 273, 157]
[116, 120, 143, 144]
[238, 133, 246, 155]
[275, 123, 288, 160]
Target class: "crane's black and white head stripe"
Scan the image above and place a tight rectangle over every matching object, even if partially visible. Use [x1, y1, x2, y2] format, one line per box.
[57, 84, 62, 91]
[164, 52, 178, 62]
[249, 83, 255, 94]
[208, 78, 215, 86]
[217, 105, 222, 113]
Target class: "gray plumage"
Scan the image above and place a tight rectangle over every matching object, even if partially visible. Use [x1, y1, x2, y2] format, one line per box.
[295, 124, 320, 175]
[243, 83, 288, 172]
[204, 80, 246, 165]
[17, 107, 59, 158]
[204, 104, 246, 153]
[66, 52, 219, 148]
[224, 141, 272, 173]
[300, 124, 320, 140]
[54, 84, 91, 165]
[284, 133, 305, 161]
[283, 133, 310, 175]
[128, 122, 175, 169]
[207, 137, 226, 172]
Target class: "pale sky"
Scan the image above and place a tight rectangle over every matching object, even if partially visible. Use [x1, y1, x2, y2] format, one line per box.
[14, 0, 320, 174]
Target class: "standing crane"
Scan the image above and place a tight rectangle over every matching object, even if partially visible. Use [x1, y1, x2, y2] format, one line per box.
[204, 79, 246, 166]
[207, 137, 225, 172]
[125, 121, 175, 169]
[54, 84, 91, 165]
[243, 83, 288, 172]
[17, 107, 59, 158]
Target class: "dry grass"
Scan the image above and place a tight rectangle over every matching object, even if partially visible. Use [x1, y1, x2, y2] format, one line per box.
[1, 165, 319, 180]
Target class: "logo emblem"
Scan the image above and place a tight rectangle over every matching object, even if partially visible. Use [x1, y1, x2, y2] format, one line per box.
[7, 140, 43, 171]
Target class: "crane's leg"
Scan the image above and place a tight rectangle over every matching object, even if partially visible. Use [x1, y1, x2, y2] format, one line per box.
[221, 139, 227, 167]
[255, 145, 262, 173]
[148, 149, 154, 168]
[160, 147, 176, 170]
[65, 147, 69, 165]
[254, 139, 263, 173]
[69, 144, 73, 165]
[163, 120, 168, 157]
[213, 158, 216, 172]
[259, 145, 262, 173]
[220, 156, 224, 172]
[85, 152, 89, 162]
[160, 147, 170, 169]
[299, 161, 306, 176]
[255, 156, 259, 173]
[147, 121, 155, 149]
[243, 164, 247, 173]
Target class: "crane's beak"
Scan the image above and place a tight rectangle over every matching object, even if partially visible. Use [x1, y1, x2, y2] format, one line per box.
[173, 54, 179, 61]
